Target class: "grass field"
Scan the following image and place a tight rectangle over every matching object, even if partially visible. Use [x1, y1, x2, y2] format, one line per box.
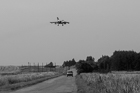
[0, 72, 55, 86]
[0, 66, 20, 75]
[0, 65, 64, 75]
[0, 66, 19, 72]
[76, 72, 140, 93]
[0, 72, 62, 91]
[0, 65, 65, 91]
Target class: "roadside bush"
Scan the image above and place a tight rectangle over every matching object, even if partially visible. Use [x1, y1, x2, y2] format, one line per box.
[76, 60, 94, 74]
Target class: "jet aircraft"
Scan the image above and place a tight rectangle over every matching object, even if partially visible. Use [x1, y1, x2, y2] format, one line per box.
[50, 17, 69, 26]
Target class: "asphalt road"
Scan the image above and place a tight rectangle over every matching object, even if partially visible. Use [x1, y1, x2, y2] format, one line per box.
[9, 69, 77, 93]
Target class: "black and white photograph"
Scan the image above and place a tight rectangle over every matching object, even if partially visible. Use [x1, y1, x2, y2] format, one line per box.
[0, 0, 140, 93]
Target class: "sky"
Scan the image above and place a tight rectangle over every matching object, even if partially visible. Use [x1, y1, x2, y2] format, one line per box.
[0, 0, 140, 66]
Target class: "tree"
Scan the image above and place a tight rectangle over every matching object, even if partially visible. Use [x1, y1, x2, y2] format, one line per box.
[62, 58, 76, 67]
[86, 56, 95, 66]
[45, 62, 54, 67]
[76, 60, 94, 74]
[97, 55, 111, 72]
[110, 50, 137, 71]
[134, 53, 140, 70]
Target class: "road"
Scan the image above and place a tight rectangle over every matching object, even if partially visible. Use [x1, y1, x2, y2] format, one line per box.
[9, 69, 77, 93]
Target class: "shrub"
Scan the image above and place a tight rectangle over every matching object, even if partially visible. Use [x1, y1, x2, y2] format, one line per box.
[76, 60, 94, 74]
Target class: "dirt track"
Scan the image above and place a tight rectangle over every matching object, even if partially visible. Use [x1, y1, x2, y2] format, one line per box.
[9, 69, 77, 93]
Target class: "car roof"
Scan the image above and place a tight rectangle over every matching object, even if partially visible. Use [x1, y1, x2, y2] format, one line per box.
[67, 71, 73, 72]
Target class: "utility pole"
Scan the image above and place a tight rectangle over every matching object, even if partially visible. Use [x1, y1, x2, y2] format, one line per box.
[38, 63, 39, 72]
[34, 63, 35, 72]
[45, 63, 47, 72]
[28, 62, 30, 72]
[42, 63, 43, 72]
[55, 63, 56, 72]
[30, 62, 31, 72]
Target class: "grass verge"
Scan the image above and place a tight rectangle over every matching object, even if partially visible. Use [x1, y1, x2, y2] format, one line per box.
[0, 73, 63, 92]
[76, 75, 92, 93]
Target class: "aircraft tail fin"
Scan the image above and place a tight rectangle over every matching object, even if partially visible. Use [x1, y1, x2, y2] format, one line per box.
[57, 17, 59, 20]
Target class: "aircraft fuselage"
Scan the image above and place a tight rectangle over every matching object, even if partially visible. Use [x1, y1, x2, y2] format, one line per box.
[50, 17, 69, 26]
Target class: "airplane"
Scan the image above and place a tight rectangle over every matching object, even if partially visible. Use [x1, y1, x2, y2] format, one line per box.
[50, 17, 70, 26]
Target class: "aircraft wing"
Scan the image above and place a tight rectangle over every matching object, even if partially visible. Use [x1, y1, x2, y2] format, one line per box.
[63, 21, 69, 24]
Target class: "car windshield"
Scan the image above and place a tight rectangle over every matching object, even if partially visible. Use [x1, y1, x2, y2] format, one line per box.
[68, 71, 73, 73]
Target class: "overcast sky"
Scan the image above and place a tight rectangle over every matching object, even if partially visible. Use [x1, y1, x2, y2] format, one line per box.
[0, 0, 140, 66]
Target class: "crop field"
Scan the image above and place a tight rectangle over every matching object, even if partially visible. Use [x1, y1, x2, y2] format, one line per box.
[111, 71, 140, 74]
[76, 72, 140, 93]
[0, 65, 65, 91]
[0, 72, 61, 91]
[0, 66, 19, 72]
[0, 65, 63, 75]
[0, 72, 55, 86]
[0, 66, 20, 75]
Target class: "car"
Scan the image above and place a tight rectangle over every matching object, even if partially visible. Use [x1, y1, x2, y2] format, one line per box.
[67, 70, 73, 77]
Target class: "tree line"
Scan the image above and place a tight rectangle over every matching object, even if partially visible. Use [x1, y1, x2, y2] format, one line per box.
[62, 58, 76, 67]
[75, 50, 140, 74]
